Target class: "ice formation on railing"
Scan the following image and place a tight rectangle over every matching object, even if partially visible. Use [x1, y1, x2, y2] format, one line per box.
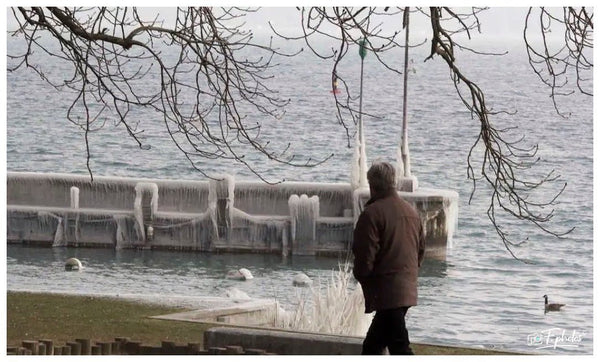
[134, 182, 158, 241]
[350, 129, 368, 190]
[7, 172, 458, 258]
[208, 175, 235, 241]
[70, 186, 79, 209]
[288, 194, 319, 243]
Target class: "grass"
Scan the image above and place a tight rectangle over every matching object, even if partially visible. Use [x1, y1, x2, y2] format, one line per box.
[6, 291, 517, 355]
[6, 291, 216, 347]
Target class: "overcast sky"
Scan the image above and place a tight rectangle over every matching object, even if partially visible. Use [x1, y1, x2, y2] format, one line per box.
[5, 7, 536, 42]
[126, 7, 532, 43]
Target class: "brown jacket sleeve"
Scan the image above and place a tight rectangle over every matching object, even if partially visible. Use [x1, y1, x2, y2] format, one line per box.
[352, 210, 380, 282]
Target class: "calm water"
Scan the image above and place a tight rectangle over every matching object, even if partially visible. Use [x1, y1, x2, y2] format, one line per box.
[6, 34, 593, 354]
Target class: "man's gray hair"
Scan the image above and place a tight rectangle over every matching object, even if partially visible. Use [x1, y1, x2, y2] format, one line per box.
[367, 161, 396, 192]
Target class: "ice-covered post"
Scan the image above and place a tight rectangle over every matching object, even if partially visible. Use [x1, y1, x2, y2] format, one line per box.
[351, 38, 369, 191]
[134, 182, 158, 242]
[288, 194, 319, 255]
[70, 186, 79, 209]
[396, 8, 418, 192]
[208, 175, 234, 242]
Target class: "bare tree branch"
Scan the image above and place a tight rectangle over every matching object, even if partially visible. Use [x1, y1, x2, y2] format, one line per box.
[524, 7, 593, 117]
[9, 6, 332, 183]
[7, 6, 593, 260]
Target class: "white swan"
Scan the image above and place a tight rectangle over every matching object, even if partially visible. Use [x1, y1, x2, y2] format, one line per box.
[64, 257, 83, 271]
[292, 272, 312, 287]
[227, 268, 254, 281]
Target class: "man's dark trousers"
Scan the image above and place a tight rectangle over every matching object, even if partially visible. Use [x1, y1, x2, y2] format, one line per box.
[362, 306, 413, 355]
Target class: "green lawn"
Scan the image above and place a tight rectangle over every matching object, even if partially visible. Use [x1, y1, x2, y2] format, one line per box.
[7, 291, 517, 355]
[7, 291, 215, 347]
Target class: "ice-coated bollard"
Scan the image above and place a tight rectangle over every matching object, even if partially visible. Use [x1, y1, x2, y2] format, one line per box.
[209, 175, 234, 241]
[288, 194, 319, 255]
[70, 186, 79, 209]
[134, 182, 158, 242]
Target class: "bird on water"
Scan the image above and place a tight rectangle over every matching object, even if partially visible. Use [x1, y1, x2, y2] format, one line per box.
[543, 294, 565, 313]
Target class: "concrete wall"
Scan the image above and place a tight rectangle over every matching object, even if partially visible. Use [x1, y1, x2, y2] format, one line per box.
[6, 172, 458, 258]
[204, 326, 363, 355]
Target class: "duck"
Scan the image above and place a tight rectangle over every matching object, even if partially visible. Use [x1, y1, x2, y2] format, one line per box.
[543, 294, 565, 313]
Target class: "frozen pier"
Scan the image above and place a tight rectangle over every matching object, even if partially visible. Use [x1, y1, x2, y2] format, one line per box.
[6, 172, 457, 259]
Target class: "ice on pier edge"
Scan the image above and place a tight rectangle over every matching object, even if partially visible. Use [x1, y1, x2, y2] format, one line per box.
[7, 162, 457, 337]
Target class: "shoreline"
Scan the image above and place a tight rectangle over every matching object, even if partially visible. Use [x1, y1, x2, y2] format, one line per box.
[7, 291, 523, 355]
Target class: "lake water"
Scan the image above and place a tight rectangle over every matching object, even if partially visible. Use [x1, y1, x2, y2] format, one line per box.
[5, 31, 593, 355]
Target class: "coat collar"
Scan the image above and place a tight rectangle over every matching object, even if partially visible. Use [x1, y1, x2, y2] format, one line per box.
[365, 188, 397, 206]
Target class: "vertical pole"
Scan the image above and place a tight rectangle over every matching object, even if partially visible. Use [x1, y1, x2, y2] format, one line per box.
[358, 38, 368, 188]
[359, 57, 365, 143]
[401, 8, 412, 177]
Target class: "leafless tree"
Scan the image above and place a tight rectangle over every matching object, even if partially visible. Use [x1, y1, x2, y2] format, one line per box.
[273, 6, 593, 259]
[270, 7, 426, 142]
[524, 7, 593, 117]
[7, 6, 593, 259]
[8, 7, 332, 183]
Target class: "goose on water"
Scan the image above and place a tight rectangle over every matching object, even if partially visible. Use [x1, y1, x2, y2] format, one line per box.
[543, 294, 565, 313]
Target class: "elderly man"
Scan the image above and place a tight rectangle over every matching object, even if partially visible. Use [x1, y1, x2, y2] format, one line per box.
[352, 161, 425, 355]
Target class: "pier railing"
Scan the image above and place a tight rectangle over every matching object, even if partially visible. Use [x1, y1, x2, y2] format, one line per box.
[7, 172, 457, 258]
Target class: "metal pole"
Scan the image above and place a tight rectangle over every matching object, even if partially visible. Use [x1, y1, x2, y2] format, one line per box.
[359, 56, 364, 145]
[357, 38, 368, 188]
[401, 8, 411, 177]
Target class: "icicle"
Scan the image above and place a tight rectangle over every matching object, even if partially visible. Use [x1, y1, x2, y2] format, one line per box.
[443, 192, 459, 249]
[350, 132, 361, 190]
[70, 186, 79, 209]
[396, 144, 405, 184]
[134, 182, 159, 241]
[52, 217, 65, 247]
[288, 194, 299, 241]
[114, 215, 126, 249]
[208, 174, 235, 242]
[358, 126, 368, 188]
[350, 130, 368, 190]
[288, 194, 319, 254]
[401, 132, 412, 177]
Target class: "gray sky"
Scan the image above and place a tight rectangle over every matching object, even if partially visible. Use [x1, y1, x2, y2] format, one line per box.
[5, 7, 535, 43]
[129, 7, 532, 42]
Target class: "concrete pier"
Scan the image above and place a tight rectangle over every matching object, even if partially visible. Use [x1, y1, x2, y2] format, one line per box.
[6, 172, 458, 259]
